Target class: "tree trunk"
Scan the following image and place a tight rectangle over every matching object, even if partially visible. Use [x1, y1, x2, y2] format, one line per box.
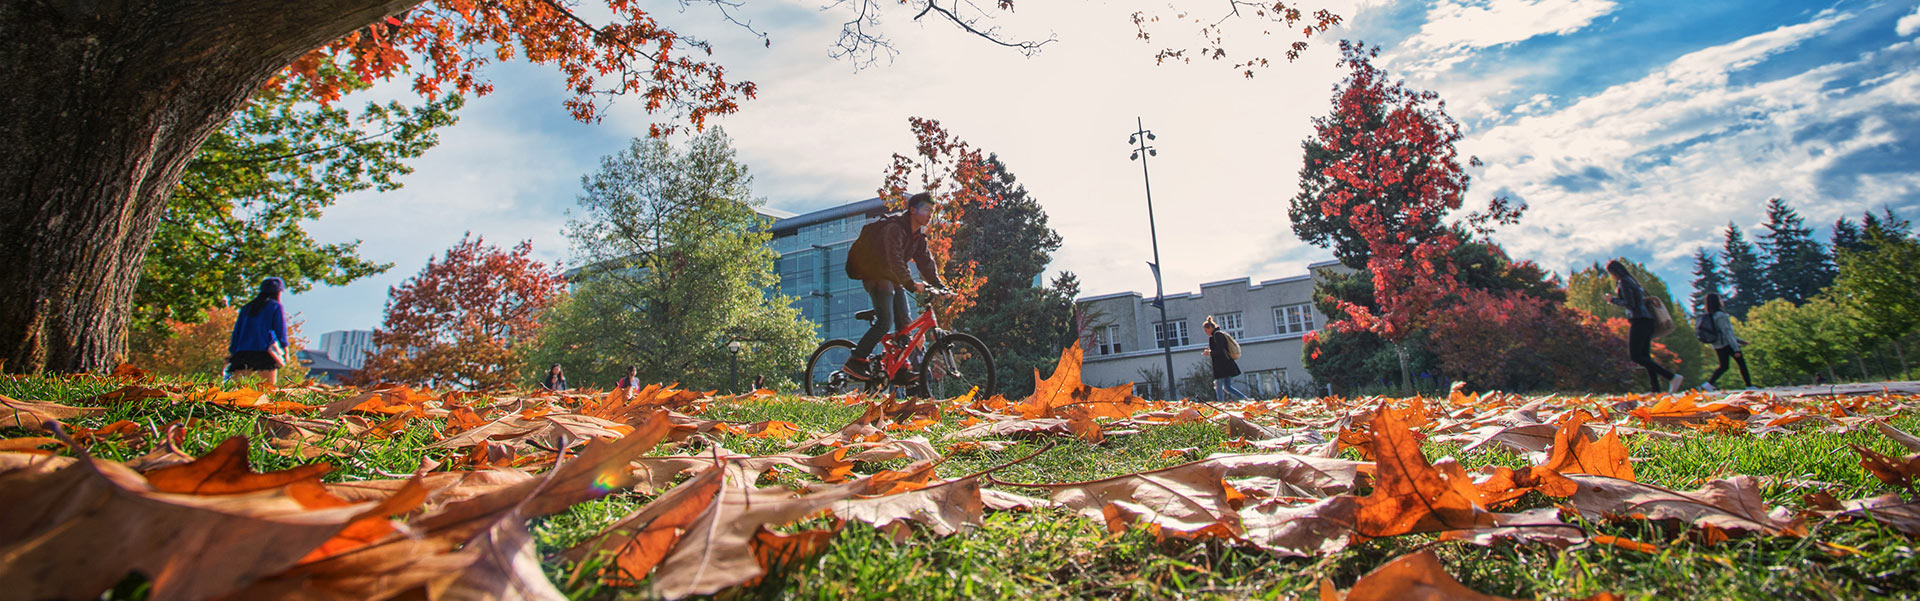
[1856, 354, 1870, 382]
[1894, 339, 1910, 379]
[0, 0, 417, 373]
[1394, 341, 1412, 395]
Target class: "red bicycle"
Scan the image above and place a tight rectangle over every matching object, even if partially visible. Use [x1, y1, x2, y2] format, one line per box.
[803, 290, 996, 399]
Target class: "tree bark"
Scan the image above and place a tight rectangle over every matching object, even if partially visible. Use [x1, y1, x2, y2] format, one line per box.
[1394, 341, 1412, 395]
[1894, 339, 1910, 379]
[0, 0, 417, 373]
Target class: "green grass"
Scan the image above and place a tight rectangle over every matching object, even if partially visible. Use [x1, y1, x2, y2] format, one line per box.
[6, 375, 1920, 601]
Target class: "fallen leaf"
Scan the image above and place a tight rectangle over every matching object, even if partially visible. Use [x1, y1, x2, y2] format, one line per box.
[1354, 405, 1491, 538]
[1337, 549, 1523, 601]
[1562, 474, 1802, 536]
[0, 394, 106, 431]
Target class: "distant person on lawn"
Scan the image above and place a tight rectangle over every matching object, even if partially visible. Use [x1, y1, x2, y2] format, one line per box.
[1604, 260, 1683, 393]
[227, 277, 290, 385]
[1701, 293, 1753, 391]
[615, 366, 641, 392]
[541, 364, 568, 391]
[1200, 317, 1250, 401]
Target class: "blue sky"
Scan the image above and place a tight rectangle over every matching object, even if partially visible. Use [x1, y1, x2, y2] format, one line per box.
[282, 0, 1920, 339]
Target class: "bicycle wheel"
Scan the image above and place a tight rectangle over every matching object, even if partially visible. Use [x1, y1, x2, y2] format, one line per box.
[918, 333, 995, 400]
[804, 339, 870, 397]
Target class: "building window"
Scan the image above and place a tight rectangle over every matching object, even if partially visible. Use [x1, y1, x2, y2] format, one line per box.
[1215, 312, 1244, 339]
[1094, 324, 1125, 356]
[1273, 304, 1316, 335]
[1154, 319, 1190, 348]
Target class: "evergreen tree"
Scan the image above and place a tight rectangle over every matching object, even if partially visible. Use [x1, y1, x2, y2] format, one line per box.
[1689, 248, 1725, 315]
[1722, 223, 1767, 319]
[1757, 198, 1833, 304]
[1862, 206, 1913, 251]
[1831, 217, 1866, 255]
[950, 154, 1081, 398]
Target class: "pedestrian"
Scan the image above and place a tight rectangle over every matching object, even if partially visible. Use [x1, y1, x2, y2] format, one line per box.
[615, 365, 641, 392]
[541, 363, 568, 391]
[1604, 260, 1683, 393]
[1699, 294, 1753, 391]
[752, 375, 766, 391]
[227, 277, 290, 385]
[1200, 317, 1250, 401]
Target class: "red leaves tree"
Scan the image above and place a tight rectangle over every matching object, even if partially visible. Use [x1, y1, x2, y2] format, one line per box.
[1292, 42, 1521, 391]
[1425, 289, 1666, 393]
[879, 117, 996, 322]
[359, 235, 563, 389]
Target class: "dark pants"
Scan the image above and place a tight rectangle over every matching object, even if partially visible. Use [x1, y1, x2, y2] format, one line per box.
[1628, 317, 1676, 391]
[852, 280, 910, 359]
[1711, 346, 1752, 388]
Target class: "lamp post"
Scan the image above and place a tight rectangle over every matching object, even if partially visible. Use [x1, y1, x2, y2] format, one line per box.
[1130, 117, 1177, 401]
[727, 340, 743, 394]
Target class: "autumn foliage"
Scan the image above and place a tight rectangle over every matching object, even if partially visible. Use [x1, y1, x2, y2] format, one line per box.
[878, 117, 997, 321]
[1425, 289, 1668, 393]
[359, 235, 564, 389]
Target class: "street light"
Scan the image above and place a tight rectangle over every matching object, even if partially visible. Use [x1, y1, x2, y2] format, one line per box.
[727, 340, 743, 394]
[1130, 117, 1177, 401]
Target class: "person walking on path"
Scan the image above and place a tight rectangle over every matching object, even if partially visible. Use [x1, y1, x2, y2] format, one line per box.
[1604, 260, 1683, 393]
[227, 277, 290, 385]
[541, 364, 568, 391]
[840, 191, 947, 380]
[615, 366, 641, 392]
[1701, 293, 1753, 390]
[1200, 317, 1250, 401]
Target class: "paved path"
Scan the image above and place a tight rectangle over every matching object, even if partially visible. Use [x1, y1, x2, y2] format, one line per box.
[1709, 381, 1920, 398]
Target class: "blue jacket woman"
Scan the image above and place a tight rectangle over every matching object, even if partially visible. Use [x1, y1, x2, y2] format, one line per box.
[228, 277, 290, 384]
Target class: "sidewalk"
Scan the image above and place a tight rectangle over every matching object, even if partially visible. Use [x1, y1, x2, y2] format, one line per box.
[1705, 381, 1920, 398]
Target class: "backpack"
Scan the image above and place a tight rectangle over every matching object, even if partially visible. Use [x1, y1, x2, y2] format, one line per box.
[1223, 332, 1242, 360]
[1694, 312, 1720, 345]
[844, 216, 900, 280]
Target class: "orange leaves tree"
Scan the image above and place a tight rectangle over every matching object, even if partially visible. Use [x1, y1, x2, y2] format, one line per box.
[1288, 42, 1520, 392]
[359, 235, 563, 388]
[880, 117, 996, 322]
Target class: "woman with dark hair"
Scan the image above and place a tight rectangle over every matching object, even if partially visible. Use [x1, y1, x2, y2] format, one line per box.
[227, 277, 290, 385]
[615, 365, 640, 392]
[1200, 316, 1250, 401]
[1702, 293, 1752, 390]
[1604, 260, 1683, 392]
[541, 364, 568, 391]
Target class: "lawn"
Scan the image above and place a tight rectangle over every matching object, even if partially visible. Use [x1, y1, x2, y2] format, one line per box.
[2, 363, 1918, 601]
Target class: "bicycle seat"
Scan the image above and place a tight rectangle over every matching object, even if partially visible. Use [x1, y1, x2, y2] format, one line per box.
[854, 309, 877, 322]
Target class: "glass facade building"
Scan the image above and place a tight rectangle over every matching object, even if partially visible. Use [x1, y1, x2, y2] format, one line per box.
[763, 197, 911, 342]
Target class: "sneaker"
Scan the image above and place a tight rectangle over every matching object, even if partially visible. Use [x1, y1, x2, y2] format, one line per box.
[1668, 374, 1686, 393]
[840, 358, 875, 381]
[1700, 382, 1717, 392]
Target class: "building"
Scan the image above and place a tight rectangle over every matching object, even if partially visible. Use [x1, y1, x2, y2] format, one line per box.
[296, 349, 356, 384]
[318, 329, 377, 369]
[764, 197, 900, 341]
[1075, 261, 1346, 399]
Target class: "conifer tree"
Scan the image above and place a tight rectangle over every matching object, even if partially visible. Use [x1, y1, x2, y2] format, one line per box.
[1688, 248, 1725, 315]
[1722, 223, 1767, 319]
[1757, 198, 1833, 304]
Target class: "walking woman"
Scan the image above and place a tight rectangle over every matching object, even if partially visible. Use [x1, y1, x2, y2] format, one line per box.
[615, 366, 641, 392]
[227, 277, 290, 385]
[541, 364, 568, 391]
[1200, 317, 1250, 401]
[1604, 260, 1683, 393]
[1702, 293, 1753, 390]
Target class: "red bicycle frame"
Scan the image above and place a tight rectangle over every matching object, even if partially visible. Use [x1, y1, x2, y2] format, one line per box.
[871, 309, 941, 381]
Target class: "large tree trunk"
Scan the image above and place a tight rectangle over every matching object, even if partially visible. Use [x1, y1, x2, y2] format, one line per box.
[0, 0, 415, 373]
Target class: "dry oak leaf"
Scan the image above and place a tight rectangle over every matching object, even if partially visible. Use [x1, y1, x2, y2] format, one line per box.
[183, 386, 321, 414]
[1829, 494, 1920, 537]
[1354, 405, 1493, 538]
[1238, 495, 1361, 557]
[1629, 393, 1748, 424]
[1872, 418, 1920, 453]
[143, 436, 335, 494]
[1562, 474, 1803, 536]
[79, 384, 174, 405]
[1323, 549, 1525, 601]
[643, 464, 872, 598]
[1013, 345, 1151, 420]
[0, 454, 374, 601]
[1004, 458, 1241, 537]
[0, 394, 105, 431]
[1538, 411, 1635, 481]
[565, 463, 729, 586]
[1849, 444, 1920, 490]
[946, 417, 1072, 440]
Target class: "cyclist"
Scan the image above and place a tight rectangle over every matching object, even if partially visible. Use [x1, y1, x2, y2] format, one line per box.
[841, 192, 947, 381]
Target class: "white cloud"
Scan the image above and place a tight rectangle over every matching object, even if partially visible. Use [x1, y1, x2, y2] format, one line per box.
[1397, 0, 1619, 73]
[1899, 4, 1920, 37]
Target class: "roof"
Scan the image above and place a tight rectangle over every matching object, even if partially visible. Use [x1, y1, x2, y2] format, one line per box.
[296, 349, 355, 372]
[768, 197, 890, 235]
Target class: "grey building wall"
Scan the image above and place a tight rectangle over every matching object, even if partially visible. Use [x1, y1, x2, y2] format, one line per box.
[1075, 261, 1347, 399]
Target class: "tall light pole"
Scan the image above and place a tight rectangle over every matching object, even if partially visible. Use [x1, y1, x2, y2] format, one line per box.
[1130, 117, 1176, 400]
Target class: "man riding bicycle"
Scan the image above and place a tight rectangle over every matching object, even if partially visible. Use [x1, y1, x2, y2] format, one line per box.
[841, 191, 945, 381]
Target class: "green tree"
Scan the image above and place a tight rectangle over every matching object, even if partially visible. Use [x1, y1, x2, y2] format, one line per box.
[1722, 223, 1767, 319]
[1757, 198, 1833, 305]
[1566, 260, 1707, 382]
[1742, 297, 1873, 386]
[1688, 248, 1725, 315]
[1830, 217, 1866, 256]
[527, 129, 816, 391]
[1831, 227, 1920, 376]
[949, 155, 1080, 398]
[133, 80, 461, 350]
